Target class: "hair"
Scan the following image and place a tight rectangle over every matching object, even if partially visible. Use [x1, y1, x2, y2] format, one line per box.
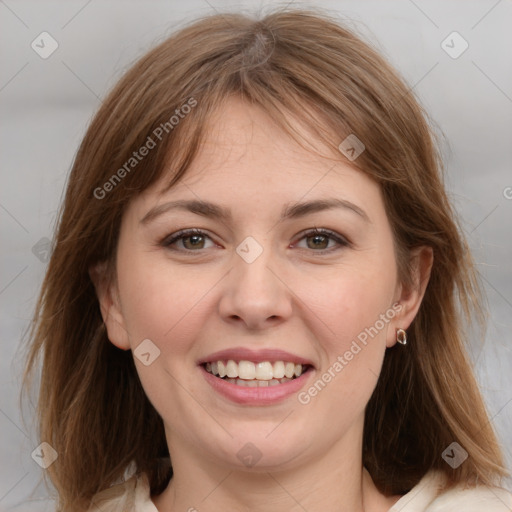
[23, 7, 507, 511]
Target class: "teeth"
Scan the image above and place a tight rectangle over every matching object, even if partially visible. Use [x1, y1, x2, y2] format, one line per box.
[284, 362, 295, 378]
[255, 362, 273, 380]
[226, 360, 238, 378]
[205, 359, 308, 381]
[273, 361, 285, 379]
[238, 360, 255, 379]
[232, 377, 292, 387]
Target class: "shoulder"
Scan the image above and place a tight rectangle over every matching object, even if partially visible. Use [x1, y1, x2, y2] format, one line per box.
[426, 481, 512, 512]
[390, 471, 512, 512]
[88, 472, 157, 512]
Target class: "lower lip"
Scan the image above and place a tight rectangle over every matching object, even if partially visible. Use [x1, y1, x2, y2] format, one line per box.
[200, 365, 314, 405]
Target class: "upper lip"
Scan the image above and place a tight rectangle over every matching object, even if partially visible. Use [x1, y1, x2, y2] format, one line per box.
[198, 347, 315, 368]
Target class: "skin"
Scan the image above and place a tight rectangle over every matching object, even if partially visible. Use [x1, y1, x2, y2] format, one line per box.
[92, 98, 432, 512]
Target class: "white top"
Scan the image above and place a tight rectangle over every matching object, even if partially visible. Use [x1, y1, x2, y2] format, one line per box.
[90, 469, 512, 511]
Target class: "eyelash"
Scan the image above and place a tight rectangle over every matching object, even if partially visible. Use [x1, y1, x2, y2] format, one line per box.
[161, 228, 350, 255]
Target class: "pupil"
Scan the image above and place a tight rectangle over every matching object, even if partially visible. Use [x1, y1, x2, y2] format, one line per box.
[185, 235, 203, 249]
[309, 235, 327, 249]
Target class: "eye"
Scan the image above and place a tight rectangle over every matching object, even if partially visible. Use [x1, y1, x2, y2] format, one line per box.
[294, 228, 350, 253]
[162, 229, 216, 251]
[161, 227, 350, 254]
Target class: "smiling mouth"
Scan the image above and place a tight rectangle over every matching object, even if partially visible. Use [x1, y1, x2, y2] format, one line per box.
[203, 360, 312, 387]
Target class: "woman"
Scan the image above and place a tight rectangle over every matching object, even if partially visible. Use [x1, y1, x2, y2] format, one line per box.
[24, 8, 512, 512]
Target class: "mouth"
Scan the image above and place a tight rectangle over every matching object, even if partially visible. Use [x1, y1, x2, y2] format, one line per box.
[202, 360, 313, 387]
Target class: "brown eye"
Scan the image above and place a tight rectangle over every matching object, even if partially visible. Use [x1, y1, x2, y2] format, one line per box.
[182, 234, 206, 250]
[295, 228, 350, 253]
[162, 229, 215, 251]
[306, 233, 330, 250]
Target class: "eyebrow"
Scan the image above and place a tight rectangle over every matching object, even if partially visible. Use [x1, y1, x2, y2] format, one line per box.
[140, 197, 370, 225]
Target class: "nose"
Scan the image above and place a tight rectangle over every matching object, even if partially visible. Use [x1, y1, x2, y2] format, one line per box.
[218, 243, 293, 331]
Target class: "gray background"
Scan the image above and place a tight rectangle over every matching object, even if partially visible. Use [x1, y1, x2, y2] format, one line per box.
[1, 0, 511, 510]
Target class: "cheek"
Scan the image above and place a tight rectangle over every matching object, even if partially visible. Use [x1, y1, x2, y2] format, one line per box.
[304, 260, 397, 353]
[115, 255, 213, 416]
[116, 253, 214, 352]
[294, 253, 398, 417]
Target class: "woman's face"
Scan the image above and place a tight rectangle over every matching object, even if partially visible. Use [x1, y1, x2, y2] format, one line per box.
[99, 98, 424, 472]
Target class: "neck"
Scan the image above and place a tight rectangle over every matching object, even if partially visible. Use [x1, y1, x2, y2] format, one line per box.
[152, 420, 399, 512]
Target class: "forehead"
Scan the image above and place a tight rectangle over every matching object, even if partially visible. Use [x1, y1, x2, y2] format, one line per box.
[191, 98, 338, 174]
[130, 97, 383, 220]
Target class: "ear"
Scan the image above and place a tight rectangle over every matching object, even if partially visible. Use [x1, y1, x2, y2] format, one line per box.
[387, 246, 433, 348]
[89, 261, 130, 350]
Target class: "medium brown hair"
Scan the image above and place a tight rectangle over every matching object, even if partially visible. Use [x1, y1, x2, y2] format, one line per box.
[24, 8, 506, 510]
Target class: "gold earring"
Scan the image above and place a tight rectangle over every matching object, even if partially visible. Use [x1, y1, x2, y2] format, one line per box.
[396, 328, 407, 345]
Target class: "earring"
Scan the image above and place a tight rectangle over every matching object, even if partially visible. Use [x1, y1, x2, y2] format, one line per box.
[396, 328, 407, 345]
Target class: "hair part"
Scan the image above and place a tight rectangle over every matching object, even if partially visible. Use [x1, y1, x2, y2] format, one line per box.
[24, 7, 506, 510]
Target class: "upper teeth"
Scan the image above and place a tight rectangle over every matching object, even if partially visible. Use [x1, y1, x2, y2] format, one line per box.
[205, 360, 304, 380]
